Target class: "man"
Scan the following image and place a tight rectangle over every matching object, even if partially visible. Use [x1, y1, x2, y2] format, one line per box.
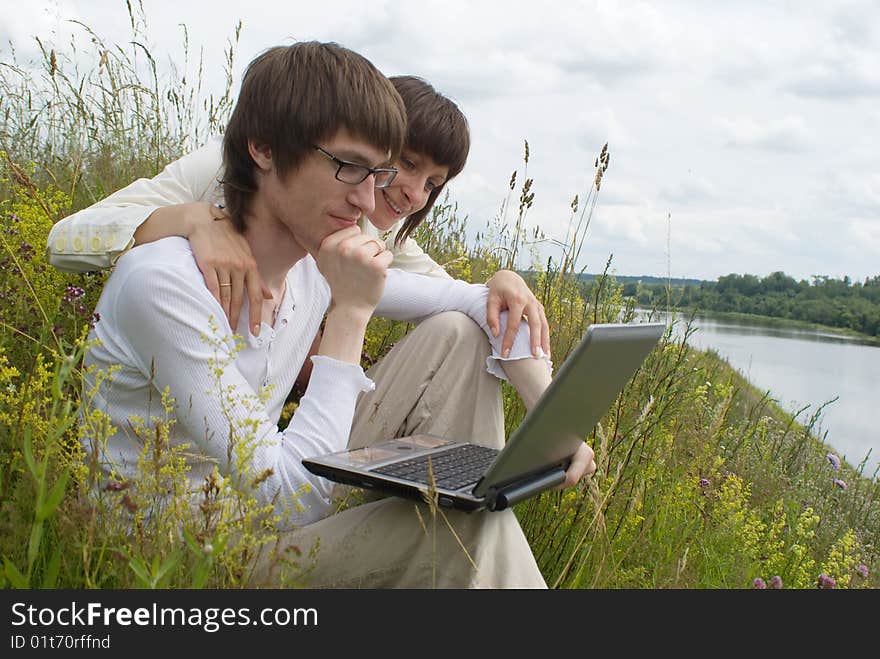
[78, 41, 593, 587]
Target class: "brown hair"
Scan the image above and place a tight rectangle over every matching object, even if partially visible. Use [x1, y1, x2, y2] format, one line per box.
[221, 42, 407, 231]
[391, 76, 470, 246]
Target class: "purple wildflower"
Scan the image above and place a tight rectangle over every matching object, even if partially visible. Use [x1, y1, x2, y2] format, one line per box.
[62, 285, 86, 305]
[699, 477, 710, 488]
[817, 574, 836, 589]
[19, 242, 34, 262]
[826, 453, 841, 470]
[769, 575, 783, 589]
[833, 479, 848, 491]
[752, 577, 767, 589]
[856, 564, 869, 579]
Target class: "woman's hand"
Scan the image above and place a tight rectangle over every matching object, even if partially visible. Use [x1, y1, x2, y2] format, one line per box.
[485, 269, 551, 358]
[135, 202, 272, 334]
[184, 203, 272, 335]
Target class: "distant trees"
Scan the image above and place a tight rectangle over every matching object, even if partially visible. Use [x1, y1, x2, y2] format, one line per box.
[630, 271, 880, 337]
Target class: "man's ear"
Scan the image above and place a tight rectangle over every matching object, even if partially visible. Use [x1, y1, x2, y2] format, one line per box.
[248, 140, 273, 172]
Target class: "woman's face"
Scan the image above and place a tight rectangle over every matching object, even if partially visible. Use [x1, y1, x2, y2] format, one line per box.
[368, 149, 450, 231]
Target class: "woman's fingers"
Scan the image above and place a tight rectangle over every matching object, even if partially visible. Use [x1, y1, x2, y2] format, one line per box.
[246, 269, 273, 335]
[217, 270, 233, 325]
[227, 271, 247, 332]
[485, 293, 502, 338]
[501, 302, 526, 357]
[201, 264, 223, 311]
[515, 296, 550, 357]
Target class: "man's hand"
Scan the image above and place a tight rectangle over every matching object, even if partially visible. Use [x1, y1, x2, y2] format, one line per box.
[316, 226, 393, 315]
[314, 227, 393, 365]
[184, 203, 272, 335]
[563, 443, 597, 488]
[485, 270, 550, 358]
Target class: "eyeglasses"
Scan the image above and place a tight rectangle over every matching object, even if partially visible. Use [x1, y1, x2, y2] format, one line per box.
[314, 146, 398, 189]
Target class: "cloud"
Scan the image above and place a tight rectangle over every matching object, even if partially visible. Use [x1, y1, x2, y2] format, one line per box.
[783, 2, 880, 98]
[787, 58, 880, 99]
[572, 105, 637, 156]
[550, 2, 673, 86]
[0, 0, 82, 60]
[820, 171, 880, 217]
[720, 115, 811, 152]
[660, 175, 718, 204]
[850, 218, 880, 252]
[365, 0, 676, 103]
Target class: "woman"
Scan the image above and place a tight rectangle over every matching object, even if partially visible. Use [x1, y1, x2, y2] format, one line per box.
[47, 76, 551, 364]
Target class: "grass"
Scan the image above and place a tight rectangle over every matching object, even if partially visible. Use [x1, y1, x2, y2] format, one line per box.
[1, 4, 877, 589]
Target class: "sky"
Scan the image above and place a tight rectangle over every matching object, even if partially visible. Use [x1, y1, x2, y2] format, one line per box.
[3, 0, 879, 283]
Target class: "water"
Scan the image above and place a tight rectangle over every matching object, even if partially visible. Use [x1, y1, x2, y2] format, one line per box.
[646, 312, 879, 476]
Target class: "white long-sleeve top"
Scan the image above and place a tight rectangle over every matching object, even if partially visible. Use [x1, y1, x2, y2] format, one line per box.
[46, 137, 451, 279]
[85, 237, 541, 528]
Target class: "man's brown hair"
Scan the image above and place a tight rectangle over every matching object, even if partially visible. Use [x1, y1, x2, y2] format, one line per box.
[221, 42, 407, 230]
[391, 76, 470, 246]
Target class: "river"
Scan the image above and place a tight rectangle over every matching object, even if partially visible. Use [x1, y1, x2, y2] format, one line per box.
[643, 312, 879, 477]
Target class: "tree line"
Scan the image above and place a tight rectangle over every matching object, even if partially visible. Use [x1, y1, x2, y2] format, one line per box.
[623, 272, 880, 337]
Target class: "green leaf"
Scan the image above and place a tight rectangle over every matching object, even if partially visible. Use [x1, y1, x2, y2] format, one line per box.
[23, 429, 48, 510]
[127, 557, 152, 589]
[27, 523, 43, 570]
[182, 528, 200, 554]
[41, 544, 62, 589]
[3, 557, 30, 589]
[191, 558, 212, 589]
[212, 532, 229, 554]
[37, 470, 69, 522]
[48, 411, 76, 443]
[52, 355, 73, 400]
[153, 550, 183, 588]
[22, 428, 38, 480]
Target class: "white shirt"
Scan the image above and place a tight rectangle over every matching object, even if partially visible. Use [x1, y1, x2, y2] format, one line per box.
[85, 237, 541, 528]
[46, 137, 451, 279]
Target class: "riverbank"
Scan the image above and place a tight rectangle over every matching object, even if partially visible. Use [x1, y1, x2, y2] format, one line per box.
[638, 305, 880, 474]
[700, 348, 875, 476]
[657, 306, 880, 346]
[516, 317, 880, 588]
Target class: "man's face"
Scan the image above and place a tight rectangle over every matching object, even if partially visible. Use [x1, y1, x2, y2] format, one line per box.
[255, 128, 392, 255]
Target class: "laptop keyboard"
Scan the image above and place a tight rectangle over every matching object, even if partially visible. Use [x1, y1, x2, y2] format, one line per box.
[372, 444, 499, 491]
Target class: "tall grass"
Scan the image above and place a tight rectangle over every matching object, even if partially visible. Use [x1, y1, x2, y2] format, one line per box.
[1, 6, 877, 589]
[0, 0, 238, 206]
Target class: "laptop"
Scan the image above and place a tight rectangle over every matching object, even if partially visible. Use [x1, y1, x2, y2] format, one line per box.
[303, 322, 666, 512]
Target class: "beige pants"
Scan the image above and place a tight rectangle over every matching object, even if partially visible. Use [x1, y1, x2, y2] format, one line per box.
[254, 312, 546, 588]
